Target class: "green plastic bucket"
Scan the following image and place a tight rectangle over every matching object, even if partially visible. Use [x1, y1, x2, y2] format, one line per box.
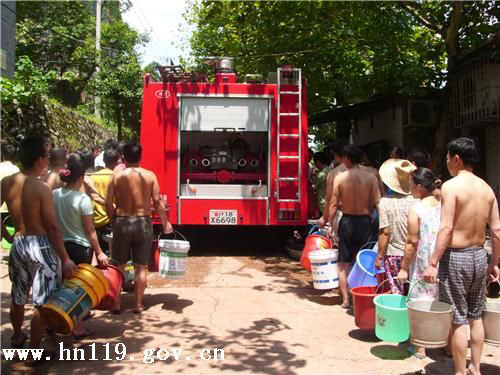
[1, 225, 15, 250]
[373, 294, 410, 343]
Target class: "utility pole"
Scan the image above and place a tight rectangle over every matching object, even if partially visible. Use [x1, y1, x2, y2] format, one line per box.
[95, 0, 101, 118]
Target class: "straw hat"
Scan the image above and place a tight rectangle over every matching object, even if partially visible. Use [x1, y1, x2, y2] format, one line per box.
[379, 158, 417, 195]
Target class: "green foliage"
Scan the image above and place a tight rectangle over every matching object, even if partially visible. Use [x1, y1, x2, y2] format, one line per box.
[90, 20, 148, 139]
[0, 56, 56, 106]
[14, 0, 148, 139]
[185, 1, 497, 145]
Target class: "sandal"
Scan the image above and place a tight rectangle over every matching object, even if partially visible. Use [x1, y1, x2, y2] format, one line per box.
[11, 332, 28, 348]
[82, 311, 95, 321]
[407, 345, 426, 360]
[340, 301, 351, 309]
[133, 305, 144, 314]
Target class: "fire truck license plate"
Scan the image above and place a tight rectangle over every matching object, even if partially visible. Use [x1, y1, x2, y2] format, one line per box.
[209, 210, 238, 225]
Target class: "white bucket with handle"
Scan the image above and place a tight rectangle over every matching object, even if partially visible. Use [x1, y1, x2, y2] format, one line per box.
[309, 249, 339, 289]
[159, 231, 190, 279]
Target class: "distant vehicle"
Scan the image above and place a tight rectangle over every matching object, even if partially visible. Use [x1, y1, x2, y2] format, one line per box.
[140, 58, 309, 226]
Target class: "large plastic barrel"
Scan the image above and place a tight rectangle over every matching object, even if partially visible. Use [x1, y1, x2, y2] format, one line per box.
[41, 264, 109, 334]
[40, 280, 94, 334]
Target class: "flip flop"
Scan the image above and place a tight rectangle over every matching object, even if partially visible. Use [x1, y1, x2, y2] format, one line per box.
[407, 345, 426, 360]
[11, 332, 28, 348]
[133, 305, 144, 314]
[82, 311, 95, 321]
[73, 328, 94, 341]
[340, 302, 351, 309]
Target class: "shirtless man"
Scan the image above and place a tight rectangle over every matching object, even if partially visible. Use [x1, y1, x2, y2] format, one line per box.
[106, 143, 173, 314]
[1, 136, 77, 350]
[41, 147, 66, 190]
[319, 143, 383, 237]
[318, 141, 346, 231]
[328, 144, 381, 308]
[424, 138, 500, 375]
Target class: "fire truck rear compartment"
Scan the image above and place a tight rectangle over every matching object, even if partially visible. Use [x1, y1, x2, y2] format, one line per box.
[180, 130, 269, 198]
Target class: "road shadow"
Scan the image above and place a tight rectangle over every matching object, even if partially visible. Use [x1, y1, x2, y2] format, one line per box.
[370, 344, 412, 360]
[348, 329, 380, 343]
[2, 299, 307, 375]
[421, 360, 500, 375]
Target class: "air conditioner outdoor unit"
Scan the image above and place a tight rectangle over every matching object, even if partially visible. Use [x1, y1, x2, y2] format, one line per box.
[403, 99, 440, 128]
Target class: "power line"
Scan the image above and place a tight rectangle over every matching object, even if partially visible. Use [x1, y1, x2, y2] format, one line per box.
[133, 2, 172, 62]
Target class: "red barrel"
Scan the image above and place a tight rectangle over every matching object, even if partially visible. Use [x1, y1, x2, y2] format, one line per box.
[148, 238, 159, 272]
[351, 285, 389, 330]
[95, 265, 124, 311]
[300, 234, 332, 272]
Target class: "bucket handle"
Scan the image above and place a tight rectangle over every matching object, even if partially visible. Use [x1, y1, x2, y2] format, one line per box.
[406, 279, 446, 303]
[374, 278, 395, 294]
[2, 214, 11, 225]
[359, 240, 377, 251]
[158, 230, 187, 242]
[308, 224, 319, 236]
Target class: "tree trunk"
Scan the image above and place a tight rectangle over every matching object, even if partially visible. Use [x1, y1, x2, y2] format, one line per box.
[431, 2, 463, 179]
[116, 108, 122, 141]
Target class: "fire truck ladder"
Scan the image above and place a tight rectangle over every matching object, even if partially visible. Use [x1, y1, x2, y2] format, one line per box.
[276, 67, 302, 204]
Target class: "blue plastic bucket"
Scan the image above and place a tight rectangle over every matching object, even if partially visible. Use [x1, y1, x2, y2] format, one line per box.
[373, 294, 410, 343]
[348, 247, 385, 288]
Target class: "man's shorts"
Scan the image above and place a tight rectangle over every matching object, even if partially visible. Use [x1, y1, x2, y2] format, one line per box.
[9, 235, 62, 307]
[338, 214, 372, 263]
[438, 247, 488, 325]
[112, 216, 153, 266]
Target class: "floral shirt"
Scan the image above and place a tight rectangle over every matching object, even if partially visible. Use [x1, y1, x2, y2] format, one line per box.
[409, 200, 441, 300]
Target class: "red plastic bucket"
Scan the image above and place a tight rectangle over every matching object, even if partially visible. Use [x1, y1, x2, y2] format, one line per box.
[300, 234, 332, 272]
[95, 265, 124, 311]
[352, 285, 390, 330]
[148, 238, 159, 272]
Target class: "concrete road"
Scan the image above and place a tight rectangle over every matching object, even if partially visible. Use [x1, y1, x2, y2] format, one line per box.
[1, 227, 499, 374]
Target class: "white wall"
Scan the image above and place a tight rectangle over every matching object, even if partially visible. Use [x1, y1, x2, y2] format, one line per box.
[351, 105, 403, 148]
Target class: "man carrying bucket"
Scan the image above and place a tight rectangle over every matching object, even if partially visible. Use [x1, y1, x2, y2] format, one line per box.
[424, 138, 500, 375]
[106, 143, 173, 314]
[1, 136, 78, 352]
[328, 144, 381, 309]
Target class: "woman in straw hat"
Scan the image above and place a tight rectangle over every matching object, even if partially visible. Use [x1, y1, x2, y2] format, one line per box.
[375, 158, 417, 294]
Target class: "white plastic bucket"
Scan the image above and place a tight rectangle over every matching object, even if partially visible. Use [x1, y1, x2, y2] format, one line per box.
[159, 239, 190, 279]
[309, 249, 339, 289]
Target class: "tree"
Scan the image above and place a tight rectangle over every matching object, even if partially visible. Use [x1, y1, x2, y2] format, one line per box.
[185, 1, 497, 165]
[92, 20, 148, 140]
[184, 1, 447, 142]
[15, 0, 149, 138]
[16, 1, 97, 98]
[397, 1, 498, 173]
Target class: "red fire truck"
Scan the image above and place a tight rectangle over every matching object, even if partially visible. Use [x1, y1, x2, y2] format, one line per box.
[140, 59, 309, 226]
